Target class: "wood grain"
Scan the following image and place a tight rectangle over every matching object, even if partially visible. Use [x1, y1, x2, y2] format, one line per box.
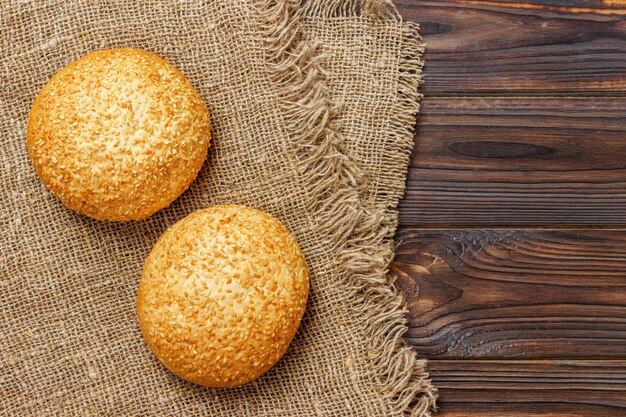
[392, 0, 626, 413]
[398, 97, 626, 226]
[392, 229, 626, 358]
[396, 0, 626, 95]
[429, 360, 626, 416]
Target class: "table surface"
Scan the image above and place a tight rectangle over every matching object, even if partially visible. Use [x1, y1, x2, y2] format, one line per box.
[392, 1, 626, 415]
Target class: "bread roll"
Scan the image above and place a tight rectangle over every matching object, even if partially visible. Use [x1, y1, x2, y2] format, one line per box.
[27, 48, 210, 221]
[136, 205, 309, 387]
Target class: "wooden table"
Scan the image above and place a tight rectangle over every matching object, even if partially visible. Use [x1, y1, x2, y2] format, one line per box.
[392, 1, 626, 415]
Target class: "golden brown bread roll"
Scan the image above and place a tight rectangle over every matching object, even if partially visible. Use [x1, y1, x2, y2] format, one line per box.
[27, 48, 211, 221]
[136, 205, 309, 387]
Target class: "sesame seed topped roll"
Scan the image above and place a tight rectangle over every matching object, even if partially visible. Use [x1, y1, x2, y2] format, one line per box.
[27, 48, 211, 221]
[137, 205, 309, 387]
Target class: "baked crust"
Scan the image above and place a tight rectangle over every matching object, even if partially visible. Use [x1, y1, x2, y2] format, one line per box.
[27, 48, 211, 221]
[136, 205, 309, 387]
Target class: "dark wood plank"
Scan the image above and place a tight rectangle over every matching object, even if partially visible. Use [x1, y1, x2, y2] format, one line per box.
[395, 0, 626, 95]
[398, 97, 626, 227]
[429, 360, 626, 416]
[394, 1, 626, 414]
[392, 229, 626, 358]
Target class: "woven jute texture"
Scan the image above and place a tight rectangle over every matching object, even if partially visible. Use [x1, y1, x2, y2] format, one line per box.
[0, 0, 435, 415]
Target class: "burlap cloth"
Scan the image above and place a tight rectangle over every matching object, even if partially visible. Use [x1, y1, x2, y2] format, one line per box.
[0, 0, 436, 415]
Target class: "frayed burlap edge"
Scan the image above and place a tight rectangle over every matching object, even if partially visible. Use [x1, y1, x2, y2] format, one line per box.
[260, 1, 437, 415]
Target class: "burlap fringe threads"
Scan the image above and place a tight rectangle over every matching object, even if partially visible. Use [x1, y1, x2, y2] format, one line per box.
[260, 0, 436, 416]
